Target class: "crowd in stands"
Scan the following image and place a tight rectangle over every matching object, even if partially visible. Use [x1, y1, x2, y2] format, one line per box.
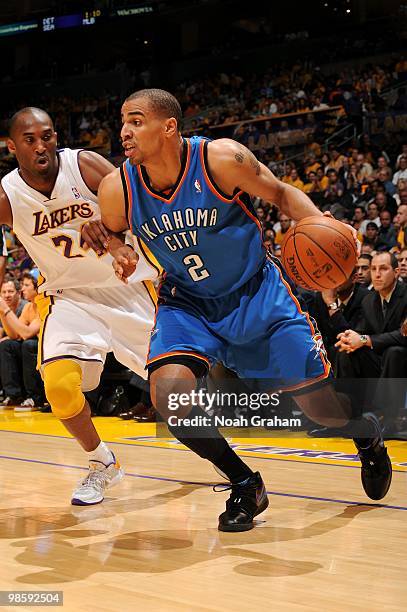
[2, 52, 407, 180]
[254, 139, 407, 253]
[179, 56, 407, 131]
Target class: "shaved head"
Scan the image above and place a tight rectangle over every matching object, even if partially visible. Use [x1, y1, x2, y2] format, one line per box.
[8, 107, 53, 139]
[6, 106, 58, 182]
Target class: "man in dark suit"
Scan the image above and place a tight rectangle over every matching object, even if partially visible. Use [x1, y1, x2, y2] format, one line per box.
[306, 274, 369, 437]
[336, 252, 407, 432]
[307, 272, 369, 372]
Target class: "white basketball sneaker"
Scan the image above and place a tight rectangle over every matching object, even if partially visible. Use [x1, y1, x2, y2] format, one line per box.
[71, 455, 124, 506]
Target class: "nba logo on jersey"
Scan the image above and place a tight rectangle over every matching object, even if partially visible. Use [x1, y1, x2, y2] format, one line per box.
[72, 186, 81, 199]
[194, 179, 202, 193]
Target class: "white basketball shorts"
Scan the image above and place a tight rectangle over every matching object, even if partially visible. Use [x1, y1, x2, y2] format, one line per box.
[36, 281, 156, 391]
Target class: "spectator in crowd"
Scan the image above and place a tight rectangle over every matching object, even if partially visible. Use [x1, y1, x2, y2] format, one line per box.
[356, 153, 374, 181]
[283, 168, 305, 191]
[393, 157, 407, 185]
[274, 213, 292, 245]
[377, 169, 397, 197]
[374, 190, 397, 218]
[324, 169, 344, 199]
[363, 222, 380, 249]
[327, 148, 345, 173]
[355, 254, 372, 288]
[320, 153, 331, 174]
[353, 205, 366, 225]
[303, 171, 322, 194]
[304, 153, 320, 175]
[396, 144, 407, 168]
[394, 184, 407, 206]
[0, 273, 44, 409]
[256, 207, 266, 225]
[376, 210, 398, 251]
[375, 155, 391, 174]
[316, 166, 329, 190]
[394, 203, 407, 248]
[398, 248, 407, 283]
[0, 279, 26, 340]
[360, 202, 381, 235]
[336, 252, 407, 433]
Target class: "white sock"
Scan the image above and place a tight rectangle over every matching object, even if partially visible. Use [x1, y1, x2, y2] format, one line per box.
[87, 441, 114, 466]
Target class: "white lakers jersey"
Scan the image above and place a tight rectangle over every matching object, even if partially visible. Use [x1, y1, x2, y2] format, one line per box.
[1, 148, 160, 294]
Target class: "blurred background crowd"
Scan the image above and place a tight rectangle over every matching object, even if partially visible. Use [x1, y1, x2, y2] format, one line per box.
[1, 0, 407, 436]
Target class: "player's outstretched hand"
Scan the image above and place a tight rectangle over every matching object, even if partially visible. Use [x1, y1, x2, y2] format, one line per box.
[81, 220, 111, 256]
[112, 245, 139, 284]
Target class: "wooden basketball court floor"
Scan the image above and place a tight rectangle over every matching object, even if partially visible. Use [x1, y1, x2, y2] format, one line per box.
[0, 411, 406, 611]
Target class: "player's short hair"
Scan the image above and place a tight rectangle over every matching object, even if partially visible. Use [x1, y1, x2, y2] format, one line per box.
[126, 89, 183, 130]
[8, 107, 53, 138]
[358, 253, 372, 263]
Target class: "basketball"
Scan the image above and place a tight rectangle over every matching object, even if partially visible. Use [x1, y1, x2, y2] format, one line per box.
[281, 216, 357, 291]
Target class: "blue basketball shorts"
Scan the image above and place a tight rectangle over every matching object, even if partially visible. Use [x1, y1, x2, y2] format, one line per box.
[146, 259, 331, 392]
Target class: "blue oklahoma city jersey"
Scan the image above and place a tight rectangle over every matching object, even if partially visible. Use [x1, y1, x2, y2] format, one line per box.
[122, 136, 265, 298]
[122, 135, 330, 390]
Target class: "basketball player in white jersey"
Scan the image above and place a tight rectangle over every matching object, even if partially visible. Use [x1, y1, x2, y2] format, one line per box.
[0, 107, 160, 505]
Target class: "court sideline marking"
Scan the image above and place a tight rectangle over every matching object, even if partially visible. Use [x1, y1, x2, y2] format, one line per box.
[1, 428, 407, 472]
[0, 452, 406, 512]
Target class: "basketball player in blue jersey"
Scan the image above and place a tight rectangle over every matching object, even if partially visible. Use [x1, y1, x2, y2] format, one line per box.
[97, 89, 392, 532]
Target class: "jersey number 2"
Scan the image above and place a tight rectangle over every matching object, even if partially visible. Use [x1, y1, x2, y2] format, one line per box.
[51, 235, 84, 259]
[183, 254, 210, 282]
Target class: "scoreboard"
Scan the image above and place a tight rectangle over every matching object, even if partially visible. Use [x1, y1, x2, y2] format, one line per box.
[42, 10, 102, 32]
[0, 6, 153, 37]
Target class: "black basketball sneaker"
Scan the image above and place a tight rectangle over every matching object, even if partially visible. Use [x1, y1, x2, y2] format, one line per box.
[354, 413, 392, 500]
[216, 471, 269, 532]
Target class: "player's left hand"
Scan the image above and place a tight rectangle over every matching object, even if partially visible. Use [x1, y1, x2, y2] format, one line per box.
[401, 318, 407, 336]
[112, 245, 139, 284]
[322, 211, 361, 256]
[81, 220, 111, 256]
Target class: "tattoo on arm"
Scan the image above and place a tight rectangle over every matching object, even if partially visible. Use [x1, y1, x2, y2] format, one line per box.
[249, 153, 261, 176]
[234, 147, 260, 175]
